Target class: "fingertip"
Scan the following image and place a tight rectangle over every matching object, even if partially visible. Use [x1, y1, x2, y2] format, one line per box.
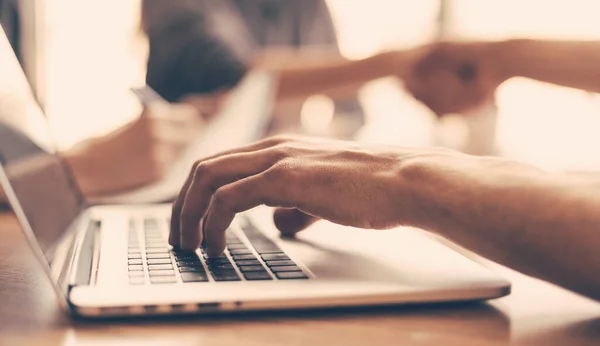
[206, 246, 226, 259]
[204, 222, 227, 259]
[205, 233, 226, 258]
[179, 219, 202, 252]
[168, 235, 179, 248]
[168, 225, 180, 247]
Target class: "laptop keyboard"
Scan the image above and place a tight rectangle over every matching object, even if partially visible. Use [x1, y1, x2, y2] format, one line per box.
[127, 217, 309, 285]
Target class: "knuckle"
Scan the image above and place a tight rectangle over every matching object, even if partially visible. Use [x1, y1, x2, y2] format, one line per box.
[193, 161, 214, 182]
[264, 160, 301, 193]
[270, 144, 295, 161]
[264, 162, 287, 181]
[190, 160, 203, 175]
[212, 187, 234, 211]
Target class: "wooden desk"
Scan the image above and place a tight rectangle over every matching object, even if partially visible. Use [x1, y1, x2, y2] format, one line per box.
[1, 212, 599, 346]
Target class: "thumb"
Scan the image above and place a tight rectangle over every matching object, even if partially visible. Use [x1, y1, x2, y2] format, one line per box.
[272, 208, 318, 237]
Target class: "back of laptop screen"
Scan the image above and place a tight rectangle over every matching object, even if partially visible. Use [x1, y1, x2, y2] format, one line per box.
[0, 27, 84, 262]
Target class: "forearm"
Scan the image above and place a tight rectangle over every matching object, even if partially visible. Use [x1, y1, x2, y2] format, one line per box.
[404, 156, 600, 300]
[255, 51, 406, 101]
[495, 39, 600, 93]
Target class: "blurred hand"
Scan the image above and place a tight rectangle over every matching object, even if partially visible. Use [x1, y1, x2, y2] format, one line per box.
[64, 103, 203, 197]
[405, 41, 506, 116]
[169, 135, 465, 257]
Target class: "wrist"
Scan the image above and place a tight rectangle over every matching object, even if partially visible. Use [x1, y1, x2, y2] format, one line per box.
[394, 152, 474, 235]
[365, 50, 406, 80]
[488, 39, 527, 82]
[381, 49, 418, 79]
[396, 151, 548, 238]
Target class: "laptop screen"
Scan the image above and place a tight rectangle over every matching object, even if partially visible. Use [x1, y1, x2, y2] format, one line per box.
[0, 28, 85, 262]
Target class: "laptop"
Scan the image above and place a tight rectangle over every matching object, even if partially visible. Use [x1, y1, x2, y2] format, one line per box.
[0, 29, 510, 318]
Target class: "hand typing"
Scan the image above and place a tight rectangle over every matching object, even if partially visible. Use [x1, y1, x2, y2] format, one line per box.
[169, 135, 465, 257]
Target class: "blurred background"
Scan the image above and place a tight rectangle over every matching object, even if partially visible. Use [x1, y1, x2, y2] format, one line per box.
[4, 0, 600, 171]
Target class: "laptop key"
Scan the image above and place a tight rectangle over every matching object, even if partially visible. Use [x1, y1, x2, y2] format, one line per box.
[205, 257, 232, 265]
[174, 254, 198, 260]
[146, 253, 171, 259]
[235, 260, 261, 266]
[212, 271, 241, 282]
[261, 253, 290, 261]
[265, 260, 296, 267]
[231, 254, 256, 261]
[275, 271, 308, 280]
[179, 266, 205, 273]
[148, 264, 173, 271]
[128, 259, 143, 265]
[271, 265, 302, 273]
[150, 276, 177, 284]
[243, 271, 272, 281]
[128, 265, 143, 271]
[129, 271, 144, 277]
[128, 254, 143, 260]
[181, 273, 209, 282]
[147, 259, 172, 265]
[229, 249, 253, 255]
[148, 270, 176, 277]
[238, 265, 265, 272]
[146, 248, 169, 254]
[207, 263, 234, 271]
[177, 260, 203, 267]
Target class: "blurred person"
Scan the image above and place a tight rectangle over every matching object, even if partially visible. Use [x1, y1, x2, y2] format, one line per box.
[406, 40, 600, 116]
[140, 0, 422, 136]
[169, 135, 600, 301]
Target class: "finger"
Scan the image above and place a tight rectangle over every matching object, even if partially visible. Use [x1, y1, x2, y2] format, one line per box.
[178, 149, 285, 251]
[203, 168, 300, 258]
[273, 208, 319, 237]
[169, 136, 291, 247]
[170, 163, 199, 247]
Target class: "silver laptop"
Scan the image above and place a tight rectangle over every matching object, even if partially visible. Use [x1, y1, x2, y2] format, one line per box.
[0, 29, 510, 318]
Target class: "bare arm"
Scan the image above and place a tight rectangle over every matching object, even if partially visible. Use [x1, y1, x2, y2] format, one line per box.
[495, 39, 600, 93]
[407, 157, 600, 300]
[253, 49, 420, 101]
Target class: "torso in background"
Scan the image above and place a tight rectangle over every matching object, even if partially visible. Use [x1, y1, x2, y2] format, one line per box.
[231, 0, 337, 48]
